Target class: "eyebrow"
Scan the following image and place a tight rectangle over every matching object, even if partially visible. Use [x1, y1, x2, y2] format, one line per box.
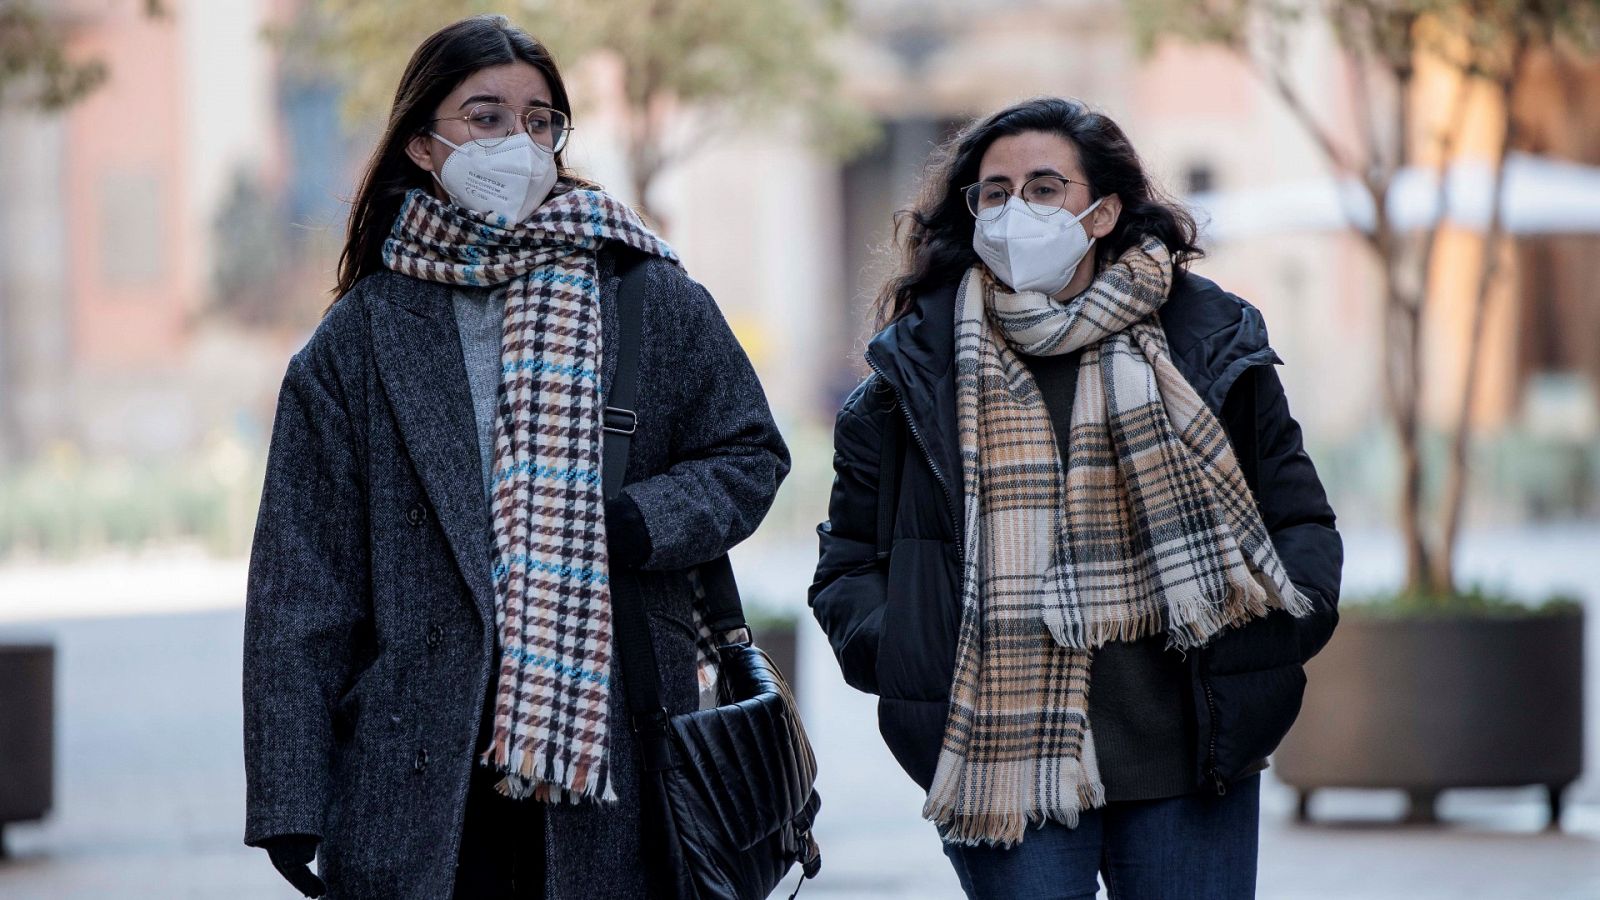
[457, 93, 556, 111]
[982, 166, 1068, 186]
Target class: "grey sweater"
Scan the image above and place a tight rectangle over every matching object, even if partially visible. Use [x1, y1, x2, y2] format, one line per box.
[451, 285, 505, 503]
[1018, 350, 1196, 803]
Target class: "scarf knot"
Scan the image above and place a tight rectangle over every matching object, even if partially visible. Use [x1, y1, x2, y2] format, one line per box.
[986, 238, 1173, 356]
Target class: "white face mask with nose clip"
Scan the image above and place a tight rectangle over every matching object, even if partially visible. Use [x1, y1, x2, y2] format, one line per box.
[972, 195, 1104, 295]
[431, 131, 559, 226]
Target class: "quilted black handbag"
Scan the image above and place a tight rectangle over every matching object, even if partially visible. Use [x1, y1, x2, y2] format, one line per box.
[602, 254, 822, 899]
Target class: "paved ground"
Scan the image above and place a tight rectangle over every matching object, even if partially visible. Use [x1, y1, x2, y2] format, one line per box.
[1, 525, 1598, 898]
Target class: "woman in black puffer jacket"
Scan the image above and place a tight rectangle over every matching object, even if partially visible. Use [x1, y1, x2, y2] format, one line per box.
[809, 97, 1341, 900]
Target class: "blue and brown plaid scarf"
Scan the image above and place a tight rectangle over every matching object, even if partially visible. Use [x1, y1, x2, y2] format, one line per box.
[383, 186, 681, 803]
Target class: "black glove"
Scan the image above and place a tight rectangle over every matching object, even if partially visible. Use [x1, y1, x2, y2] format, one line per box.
[262, 833, 326, 898]
[605, 493, 652, 567]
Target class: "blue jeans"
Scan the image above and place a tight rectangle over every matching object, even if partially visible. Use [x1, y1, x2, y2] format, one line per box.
[941, 775, 1260, 900]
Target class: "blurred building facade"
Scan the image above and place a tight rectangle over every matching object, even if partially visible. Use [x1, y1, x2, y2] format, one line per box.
[0, 0, 344, 464]
[646, 0, 1381, 438]
[0, 0, 1595, 522]
[1511, 54, 1600, 430]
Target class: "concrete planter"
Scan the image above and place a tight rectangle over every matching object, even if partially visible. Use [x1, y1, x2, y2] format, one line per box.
[1275, 609, 1584, 827]
[0, 642, 55, 857]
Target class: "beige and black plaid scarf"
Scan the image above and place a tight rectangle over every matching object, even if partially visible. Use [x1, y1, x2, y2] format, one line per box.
[384, 187, 690, 803]
[924, 236, 1313, 845]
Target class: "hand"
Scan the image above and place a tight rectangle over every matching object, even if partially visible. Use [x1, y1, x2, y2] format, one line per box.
[262, 833, 327, 898]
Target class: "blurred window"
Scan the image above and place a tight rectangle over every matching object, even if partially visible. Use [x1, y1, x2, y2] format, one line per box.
[839, 117, 963, 331]
[100, 169, 166, 287]
[1517, 235, 1600, 395]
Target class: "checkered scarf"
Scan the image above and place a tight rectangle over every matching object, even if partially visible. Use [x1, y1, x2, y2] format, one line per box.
[924, 236, 1313, 845]
[384, 187, 705, 803]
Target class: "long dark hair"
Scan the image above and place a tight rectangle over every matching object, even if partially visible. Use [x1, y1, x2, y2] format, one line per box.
[875, 97, 1203, 326]
[334, 15, 588, 299]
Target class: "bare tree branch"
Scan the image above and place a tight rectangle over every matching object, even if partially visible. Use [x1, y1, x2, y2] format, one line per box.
[1435, 30, 1531, 587]
[1413, 41, 1478, 312]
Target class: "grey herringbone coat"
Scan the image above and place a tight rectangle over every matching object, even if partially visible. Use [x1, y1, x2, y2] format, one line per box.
[243, 248, 789, 899]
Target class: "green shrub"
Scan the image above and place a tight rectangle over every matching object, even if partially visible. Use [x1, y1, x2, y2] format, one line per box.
[1348, 584, 1584, 619]
[0, 439, 265, 560]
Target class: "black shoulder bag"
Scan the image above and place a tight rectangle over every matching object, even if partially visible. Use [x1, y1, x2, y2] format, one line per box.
[602, 257, 823, 900]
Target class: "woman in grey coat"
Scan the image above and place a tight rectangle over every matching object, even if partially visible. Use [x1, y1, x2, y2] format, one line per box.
[242, 16, 788, 900]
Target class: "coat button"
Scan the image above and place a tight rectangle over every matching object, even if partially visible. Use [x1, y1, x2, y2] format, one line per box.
[414, 747, 430, 772]
[405, 502, 427, 527]
[426, 624, 444, 649]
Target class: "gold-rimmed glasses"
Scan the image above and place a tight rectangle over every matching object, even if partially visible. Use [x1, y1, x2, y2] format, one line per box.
[432, 104, 572, 152]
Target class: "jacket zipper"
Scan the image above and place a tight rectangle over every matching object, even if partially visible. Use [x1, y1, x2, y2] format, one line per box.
[864, 355, 963, 559]
[1200, 669, 1226, 796]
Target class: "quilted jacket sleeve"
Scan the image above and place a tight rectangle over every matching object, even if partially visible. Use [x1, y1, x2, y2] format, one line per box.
[808, 377, 893, 694]
[1207, 364, 1343, 673]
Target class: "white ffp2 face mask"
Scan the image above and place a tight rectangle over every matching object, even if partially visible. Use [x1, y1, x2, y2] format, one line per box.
[430, 131, 558, 226]
[972, 195, 1105, 295]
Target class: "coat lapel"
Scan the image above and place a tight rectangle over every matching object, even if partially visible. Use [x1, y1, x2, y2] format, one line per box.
[368, 273, 497, 624]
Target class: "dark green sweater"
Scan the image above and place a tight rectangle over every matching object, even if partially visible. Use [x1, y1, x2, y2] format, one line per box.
[1018, 350, 1197, 803]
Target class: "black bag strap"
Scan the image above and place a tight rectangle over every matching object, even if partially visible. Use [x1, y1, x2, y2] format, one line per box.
[603, 255, 751, 772]
[602, 254, 675, 770]
[695, 554, 747, 636]
[602, 255, 647, 500]
[876, 396, 905, 560]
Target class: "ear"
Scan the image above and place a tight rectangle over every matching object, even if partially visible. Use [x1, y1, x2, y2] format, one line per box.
[405, 132, 439, 175]
[1089, 194, 1122, 240]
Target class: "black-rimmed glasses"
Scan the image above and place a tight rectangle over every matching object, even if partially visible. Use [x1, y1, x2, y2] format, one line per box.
[963, 175, 1090, 221]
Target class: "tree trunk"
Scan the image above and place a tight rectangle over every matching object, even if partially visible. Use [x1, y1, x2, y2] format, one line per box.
[624, 95, 666, 235]
[1391, 288, 1436, 597]
[1373, 187, 1436, 598]
[628, 162, 666, 235]
[1435, 54, 1526, 592]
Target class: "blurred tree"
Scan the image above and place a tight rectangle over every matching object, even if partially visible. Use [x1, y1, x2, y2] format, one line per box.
[0, 0, 164, 462]
[1128, 0, 1600, 597]
[210, 167, 294, 328]
[295, 0, 873, 229]
[0, 2, 105, 108]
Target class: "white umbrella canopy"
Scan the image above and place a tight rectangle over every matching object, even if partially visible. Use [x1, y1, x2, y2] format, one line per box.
[1190, 153, 1600, 242]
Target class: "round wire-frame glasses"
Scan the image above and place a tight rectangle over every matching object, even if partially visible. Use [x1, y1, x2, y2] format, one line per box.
[432, 103, 572, 152]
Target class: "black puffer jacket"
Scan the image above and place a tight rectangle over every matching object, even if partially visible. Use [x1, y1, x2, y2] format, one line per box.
[808, 270, 1343, 795]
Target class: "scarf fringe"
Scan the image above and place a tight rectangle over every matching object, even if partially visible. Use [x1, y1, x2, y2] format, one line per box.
[1043, 604, 1168, 650]
[1165, 582, 1272, 650]
[487, 745, 620, 804]
[1044, 573, 1312, 653]
[924, 752, 1107, 848]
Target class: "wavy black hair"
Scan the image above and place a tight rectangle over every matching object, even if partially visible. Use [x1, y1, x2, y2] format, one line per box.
[875, 97, 1203, 326]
